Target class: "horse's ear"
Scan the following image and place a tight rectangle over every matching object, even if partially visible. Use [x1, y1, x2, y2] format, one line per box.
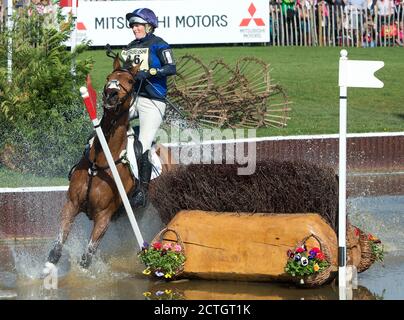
[129, 63, 141, 76]
[113, 55, 121, 71]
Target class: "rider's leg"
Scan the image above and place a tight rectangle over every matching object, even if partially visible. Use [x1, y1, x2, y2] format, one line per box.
[130, 96, 166, 208]
[131, 148, 153, 208]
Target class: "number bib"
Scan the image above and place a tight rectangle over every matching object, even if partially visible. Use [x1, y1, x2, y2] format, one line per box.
[121, 48, 149, 70]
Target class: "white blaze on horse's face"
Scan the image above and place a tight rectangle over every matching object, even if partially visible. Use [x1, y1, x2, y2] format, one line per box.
[104, 79, 121, 109]
[107, 80, 120, 91]
[103, 70, 135, 111]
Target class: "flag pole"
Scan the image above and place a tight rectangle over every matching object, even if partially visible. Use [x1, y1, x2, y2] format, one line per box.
[337, 50, 384, 299]
[338, 49, 348, 300]
[80, 87, 144, 249]
[70, 0, 78, 75]
[7, 0, 13, 83]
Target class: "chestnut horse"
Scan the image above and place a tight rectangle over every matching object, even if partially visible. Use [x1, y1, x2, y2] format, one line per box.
[44, 56, 174, 270]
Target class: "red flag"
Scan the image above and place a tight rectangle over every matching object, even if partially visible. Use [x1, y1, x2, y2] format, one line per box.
[86, 74, 97, 107]
[59, 0, 78, 7]
[80, 87, 96, 121]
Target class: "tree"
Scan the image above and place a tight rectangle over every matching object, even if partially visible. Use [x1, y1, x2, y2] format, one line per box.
[0, 3, 94, 176]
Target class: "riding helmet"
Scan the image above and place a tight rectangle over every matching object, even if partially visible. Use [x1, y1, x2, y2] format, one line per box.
[126, 8, 158, 28]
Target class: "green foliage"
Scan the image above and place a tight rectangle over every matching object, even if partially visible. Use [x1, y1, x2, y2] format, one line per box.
[372, 242, 384, 262]
[0, 4, 94, 176]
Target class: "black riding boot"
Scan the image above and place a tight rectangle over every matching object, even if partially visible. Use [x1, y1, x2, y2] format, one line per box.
[131, 150, 152, 208]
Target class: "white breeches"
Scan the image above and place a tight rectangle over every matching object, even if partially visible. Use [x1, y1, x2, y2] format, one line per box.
[129, 96, 166, 152]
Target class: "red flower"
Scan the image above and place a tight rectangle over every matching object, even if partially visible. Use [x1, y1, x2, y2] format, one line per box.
[296, 247, 305, 253]
[354, 228, 360, 237]
[316, 252, 325, 260]
[152, 242, 162, 250]
[311, 247, 320, 253]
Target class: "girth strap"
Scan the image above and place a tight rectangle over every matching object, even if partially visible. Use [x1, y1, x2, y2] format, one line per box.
[87, 156, 125, 176]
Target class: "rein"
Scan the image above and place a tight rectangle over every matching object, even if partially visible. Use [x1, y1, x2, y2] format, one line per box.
[87, 68, 136, 176]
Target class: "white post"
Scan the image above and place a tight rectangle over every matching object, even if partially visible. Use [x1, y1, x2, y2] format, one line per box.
[6, 0, 13, 83]
[337, 49, 384, 300]
[338, 49, 348, 300]
[70, 0, 78, 75]
[80, 87, 144, 249]
[71, 0, 78, 53]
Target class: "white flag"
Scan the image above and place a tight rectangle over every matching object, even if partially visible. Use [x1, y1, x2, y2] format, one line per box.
[339, 60, 384, 88]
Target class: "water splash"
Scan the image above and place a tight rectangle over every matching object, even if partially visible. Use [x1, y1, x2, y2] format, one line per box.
[348, 195, 404, 255]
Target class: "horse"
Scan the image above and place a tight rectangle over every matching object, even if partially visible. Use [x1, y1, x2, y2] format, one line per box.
[44, 55, 175, 271]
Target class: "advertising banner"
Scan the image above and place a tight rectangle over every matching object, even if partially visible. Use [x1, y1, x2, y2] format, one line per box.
[62, 0, 269, 46]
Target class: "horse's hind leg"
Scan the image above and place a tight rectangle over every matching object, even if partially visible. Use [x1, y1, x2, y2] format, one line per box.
[47, 200, 80, 265]
[80, 212, 112, 269]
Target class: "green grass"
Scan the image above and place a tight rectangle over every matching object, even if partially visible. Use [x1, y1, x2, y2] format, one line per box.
[0, 166, 68, 187]
[1, 46, 403, 187]
[79, 46, 404, 136]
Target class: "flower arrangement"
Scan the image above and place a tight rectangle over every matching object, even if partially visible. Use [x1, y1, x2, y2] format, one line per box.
[285, 244, 330, 278]
[367, 234, 384, 262]
[143, 289, 185, 300]
[138, 240, 186, 280]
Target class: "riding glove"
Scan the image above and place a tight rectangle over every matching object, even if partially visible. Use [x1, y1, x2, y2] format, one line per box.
[135, 70, 152, 82]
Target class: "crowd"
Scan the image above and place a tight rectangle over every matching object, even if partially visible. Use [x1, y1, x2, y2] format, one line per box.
[269, 0, 404, 46]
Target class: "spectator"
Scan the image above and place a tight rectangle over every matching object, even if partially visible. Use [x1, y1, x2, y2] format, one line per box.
[376, 0, 395, 24]
[281, 0, 297, 44]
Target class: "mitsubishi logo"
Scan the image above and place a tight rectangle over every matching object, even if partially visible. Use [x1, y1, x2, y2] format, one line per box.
[240, 3, 265, 27]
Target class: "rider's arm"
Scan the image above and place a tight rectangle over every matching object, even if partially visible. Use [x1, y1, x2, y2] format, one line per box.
[155, 48, 176, 77]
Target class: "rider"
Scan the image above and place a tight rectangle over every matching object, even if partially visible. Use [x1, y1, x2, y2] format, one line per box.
[122, 8, 176, 208]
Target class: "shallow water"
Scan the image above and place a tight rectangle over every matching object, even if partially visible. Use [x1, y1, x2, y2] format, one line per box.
[0, 194, 403, 300]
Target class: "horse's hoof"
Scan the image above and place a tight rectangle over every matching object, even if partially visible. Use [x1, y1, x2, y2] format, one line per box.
[48, 243, 63, 264]
[80, 254, 92, 269]
[41, 262, 56, 278]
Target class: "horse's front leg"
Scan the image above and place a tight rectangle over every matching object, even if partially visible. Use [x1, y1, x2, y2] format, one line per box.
[80, 211, 112, 269]
[43, 199, 80, 275]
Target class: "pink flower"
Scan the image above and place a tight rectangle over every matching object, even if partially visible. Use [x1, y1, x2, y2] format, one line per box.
[163, 243, 172, 250]
[295, 247, 305, 253]
[174, 244, 182, 252]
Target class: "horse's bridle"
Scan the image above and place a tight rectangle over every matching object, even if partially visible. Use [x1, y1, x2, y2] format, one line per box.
[102, 68, 136, 112]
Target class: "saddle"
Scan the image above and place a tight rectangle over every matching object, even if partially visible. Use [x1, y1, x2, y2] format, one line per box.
[68, 126, 162, 181]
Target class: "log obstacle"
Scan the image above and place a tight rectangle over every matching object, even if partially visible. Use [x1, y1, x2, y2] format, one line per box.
[155, 210, 339, 282]
[150, 210, 373, 285]
[147, 161, 379, 286]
